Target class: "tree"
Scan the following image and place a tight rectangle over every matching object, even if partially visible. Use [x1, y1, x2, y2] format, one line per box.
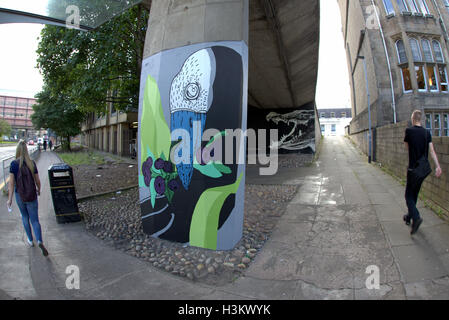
[0, 119, 12, 141]
[36, 3, 149, 114]
[31, 86, 85, 151]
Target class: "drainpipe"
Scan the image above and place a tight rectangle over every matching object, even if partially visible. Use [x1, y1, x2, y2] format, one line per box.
[370, 0, 397, 124]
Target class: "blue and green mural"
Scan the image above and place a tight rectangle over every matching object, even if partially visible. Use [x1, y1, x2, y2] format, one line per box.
[138, 42, 248, 250]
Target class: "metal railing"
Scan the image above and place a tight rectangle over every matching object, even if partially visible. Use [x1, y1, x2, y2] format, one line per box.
[1, 146, 39, 193]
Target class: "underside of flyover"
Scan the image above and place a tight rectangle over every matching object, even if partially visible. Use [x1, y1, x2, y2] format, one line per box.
[248, 0, 320, 153]
[0, 0, 320, 153]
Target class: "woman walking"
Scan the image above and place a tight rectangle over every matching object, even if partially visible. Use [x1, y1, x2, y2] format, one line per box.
[7, 140, 48, 256]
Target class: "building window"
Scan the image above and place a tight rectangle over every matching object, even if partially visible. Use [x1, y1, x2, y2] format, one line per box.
[330, 112, 336, 118]
[415, 0, 430, 14]
[396, 40, 408, 64]
[426, 112, 449, 136]
[416, 65, 427, 91]
[321, 125, 325, 134]
[410, 38, 422, 61]
[320, 112, 326, 118]
[427, 66, 439, 91]
[331, 124, 336, 133]
[434, 113, 441, 136]
[421, 39, 434, 62]
[432, 40, 444, 62]
[443, 114, 449, 136]
[383, 0, 395, 15]
[405, 0, 419, 13]
[396, 0, 408, 12]
[438, 66, 448, 92]
[401, 67, 413, 92]
[341, 112, 347, 118]
[425, 113, 432, 129]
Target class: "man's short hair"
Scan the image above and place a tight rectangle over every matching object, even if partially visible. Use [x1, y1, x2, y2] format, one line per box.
[412, 110, 422, 123]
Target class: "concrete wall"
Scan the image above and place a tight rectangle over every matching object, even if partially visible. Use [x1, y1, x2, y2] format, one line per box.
[144, 0, 249, 59]
[349, 121, 449, 214]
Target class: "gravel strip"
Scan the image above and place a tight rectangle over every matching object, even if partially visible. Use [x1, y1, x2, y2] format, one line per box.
[78, 184, 298, 286]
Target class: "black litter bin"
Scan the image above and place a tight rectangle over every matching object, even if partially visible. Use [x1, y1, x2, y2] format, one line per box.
[48, 163, 81, 224]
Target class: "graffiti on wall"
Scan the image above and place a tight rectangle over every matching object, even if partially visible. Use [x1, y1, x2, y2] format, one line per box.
[138, 42, 248, 251]
[266, 109, 315, 152]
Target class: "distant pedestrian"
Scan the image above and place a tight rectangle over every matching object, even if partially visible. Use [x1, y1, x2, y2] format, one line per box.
[7, 140, 49, 256]
[48, 139, 53, 151]
[43, 140, 47, 152]
[403, 110, 442, 235]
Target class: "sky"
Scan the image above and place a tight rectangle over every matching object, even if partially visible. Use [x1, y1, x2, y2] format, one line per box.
[0, 23, 44, 98]
[315, 0, 351, 109]
[0, 0, 351, 107]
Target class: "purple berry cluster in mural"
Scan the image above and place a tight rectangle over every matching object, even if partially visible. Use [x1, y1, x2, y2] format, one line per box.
[142, 156, 179, 202]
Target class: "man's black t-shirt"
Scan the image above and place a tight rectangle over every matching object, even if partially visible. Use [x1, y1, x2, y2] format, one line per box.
[404, 125, 432, 169]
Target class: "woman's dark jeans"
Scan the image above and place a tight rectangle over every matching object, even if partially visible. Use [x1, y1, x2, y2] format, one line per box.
[15, 192, 43, 243]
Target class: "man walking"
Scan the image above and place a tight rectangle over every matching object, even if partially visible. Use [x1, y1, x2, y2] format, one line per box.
[404, 110, 442, 235]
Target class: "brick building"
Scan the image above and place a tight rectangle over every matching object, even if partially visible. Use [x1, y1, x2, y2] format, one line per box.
[337, 0, 449, 136]
[0, 95, 39, 139]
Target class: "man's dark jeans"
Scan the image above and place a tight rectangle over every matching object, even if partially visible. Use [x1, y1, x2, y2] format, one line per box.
[405, 169, 425, 222]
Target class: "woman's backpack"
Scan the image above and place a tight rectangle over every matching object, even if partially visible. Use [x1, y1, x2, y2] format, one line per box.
[16, 162, 37, 202]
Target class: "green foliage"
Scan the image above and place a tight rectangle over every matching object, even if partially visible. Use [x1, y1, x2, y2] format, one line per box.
[31, 86, 85, 151]
[36, 3, 149, 114]
[0, 119, 12, 139]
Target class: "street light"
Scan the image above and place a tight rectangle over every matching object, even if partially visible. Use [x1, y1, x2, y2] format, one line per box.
[357, 55, 372, 164]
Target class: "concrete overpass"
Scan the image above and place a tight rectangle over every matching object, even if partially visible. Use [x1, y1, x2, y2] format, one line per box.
[143, 0, 320, 154]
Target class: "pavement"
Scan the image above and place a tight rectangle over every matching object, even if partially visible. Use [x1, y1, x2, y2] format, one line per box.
[1, 137, 449, 300]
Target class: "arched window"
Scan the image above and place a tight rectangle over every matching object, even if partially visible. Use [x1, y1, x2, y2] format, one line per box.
[421, 39, 433, 62]
[432, 40, 444, 63]
[396, 40, 408, 64]
[409, 38, 422, 61]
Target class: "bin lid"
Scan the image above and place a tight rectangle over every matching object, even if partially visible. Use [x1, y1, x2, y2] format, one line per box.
[48, 163, 72, 171]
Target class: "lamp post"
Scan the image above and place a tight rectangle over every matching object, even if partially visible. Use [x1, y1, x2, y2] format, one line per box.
[358, 55, 372, 163]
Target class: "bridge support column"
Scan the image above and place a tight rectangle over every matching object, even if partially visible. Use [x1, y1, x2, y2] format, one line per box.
[138, 0, 249, 250]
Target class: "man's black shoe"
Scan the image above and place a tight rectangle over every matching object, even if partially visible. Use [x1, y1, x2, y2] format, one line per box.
[403, 214, 411, 226]
[411, 218, 423, 235]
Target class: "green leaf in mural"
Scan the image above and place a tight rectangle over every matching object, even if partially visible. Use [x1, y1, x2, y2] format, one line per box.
[140, 75, 171, 166]
[189, 173, 244, 250]
[150, 178, 156, 208]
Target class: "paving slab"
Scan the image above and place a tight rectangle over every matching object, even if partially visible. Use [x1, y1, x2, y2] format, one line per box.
[373, 204, 405, 222]
[404, 277, 449, 300]
[392, 244, 448, 283]
[382, 221, 415, 247]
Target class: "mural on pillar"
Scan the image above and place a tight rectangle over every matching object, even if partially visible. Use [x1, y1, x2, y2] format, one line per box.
[138, 43, 248, 251]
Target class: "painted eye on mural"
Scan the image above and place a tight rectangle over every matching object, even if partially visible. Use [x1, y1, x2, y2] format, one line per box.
[184, 83, 200, 101]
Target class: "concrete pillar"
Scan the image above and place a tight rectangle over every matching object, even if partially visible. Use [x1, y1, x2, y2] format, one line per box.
[138, 0, 249, 250]
[117, 123, 123, 156]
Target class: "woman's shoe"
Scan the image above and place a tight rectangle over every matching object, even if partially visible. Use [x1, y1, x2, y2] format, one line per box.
[27, 239, 34, 247]
[38, 243, 49, 257]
